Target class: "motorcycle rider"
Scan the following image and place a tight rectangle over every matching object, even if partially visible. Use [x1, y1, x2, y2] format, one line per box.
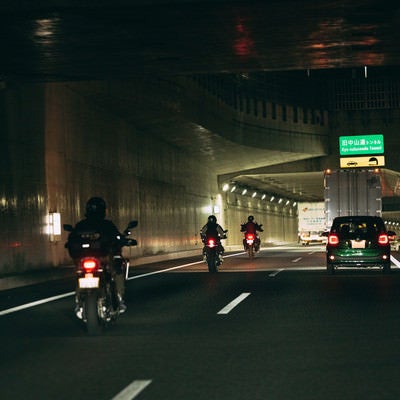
[200, 215, 227, 259]
[66, 197, 129, 318]
[241, 215, 263, 251]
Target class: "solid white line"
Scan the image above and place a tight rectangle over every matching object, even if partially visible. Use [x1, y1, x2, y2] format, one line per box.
[292, 257, 302, 263]
[111, 380, 152, 400]
[127, 260, 203, 280]
[0, 292, 75, 316]
[127, 252, 246, 280]
[269, 269, 284, 277]
[217, 292, 251, 315]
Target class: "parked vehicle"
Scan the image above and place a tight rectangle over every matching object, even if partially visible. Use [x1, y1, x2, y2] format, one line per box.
[326, 216, 394, 274]
[64, 220, 138, 335]
[202, 230, 227, 272]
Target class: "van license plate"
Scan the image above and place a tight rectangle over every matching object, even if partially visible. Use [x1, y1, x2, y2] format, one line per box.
[351, 240, 366, 249]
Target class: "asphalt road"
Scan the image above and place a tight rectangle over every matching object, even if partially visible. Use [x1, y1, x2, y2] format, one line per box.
[1, 245, 400, 400]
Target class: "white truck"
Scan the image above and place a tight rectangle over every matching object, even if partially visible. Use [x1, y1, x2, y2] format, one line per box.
[298, 202, 327, 245]
[324, 168, 382, 230]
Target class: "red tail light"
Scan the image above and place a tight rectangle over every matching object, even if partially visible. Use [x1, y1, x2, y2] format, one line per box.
[378, 233, 389, 245]
[328, 233, 339, 245]
[207, 238, 216, 248]
[81, 258, 98, 272]
[246, 234, 255, 240]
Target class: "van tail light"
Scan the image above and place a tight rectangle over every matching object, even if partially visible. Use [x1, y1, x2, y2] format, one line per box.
[328, 233, 339, 246]
[378, 233, 389, 245]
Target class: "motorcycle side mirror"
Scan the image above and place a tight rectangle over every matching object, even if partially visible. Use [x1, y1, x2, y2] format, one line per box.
[128, 220, 138, 229]
[63, 224, 73, 232]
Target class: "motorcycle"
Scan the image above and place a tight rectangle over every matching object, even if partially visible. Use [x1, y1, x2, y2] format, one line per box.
[244, 232, 257, 258]
[202, 230, 227, 273]
[64, 220, 138, 335]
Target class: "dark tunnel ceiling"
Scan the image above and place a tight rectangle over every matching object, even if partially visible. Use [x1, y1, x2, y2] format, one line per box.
[1, 0, 400, 203]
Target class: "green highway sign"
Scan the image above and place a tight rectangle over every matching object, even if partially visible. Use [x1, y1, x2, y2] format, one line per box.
[339, 134, 384, 156]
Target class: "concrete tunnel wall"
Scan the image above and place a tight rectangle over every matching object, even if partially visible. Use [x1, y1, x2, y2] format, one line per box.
[0, 79, 299, 274]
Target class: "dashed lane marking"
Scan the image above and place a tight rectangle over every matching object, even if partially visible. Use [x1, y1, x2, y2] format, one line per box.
[111, 380, 152, 400]
[217, 292, 251, 315]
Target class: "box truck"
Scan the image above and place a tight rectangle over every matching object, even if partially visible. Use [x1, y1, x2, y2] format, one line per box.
[324, 168, 382, 230]
[298, 202, 326, 245]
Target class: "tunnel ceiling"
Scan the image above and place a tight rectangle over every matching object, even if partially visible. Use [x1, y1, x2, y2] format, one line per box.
[1, 0, 400, 203]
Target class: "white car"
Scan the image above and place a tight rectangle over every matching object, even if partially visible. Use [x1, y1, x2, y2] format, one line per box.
[299, 231, 327, 246]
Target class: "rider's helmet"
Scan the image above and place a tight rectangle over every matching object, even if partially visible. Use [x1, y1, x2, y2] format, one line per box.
[208, 215, 217, 224]
[248, 215, 254, 222]
[85, 197, 106, 219]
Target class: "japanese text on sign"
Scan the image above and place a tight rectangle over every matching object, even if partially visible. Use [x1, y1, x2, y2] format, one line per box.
[339, 134, 384, 156]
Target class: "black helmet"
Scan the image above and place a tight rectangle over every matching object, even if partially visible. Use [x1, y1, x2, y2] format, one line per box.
[248, 215, 254, 222]
[85, 197, 106, 219]
[208, 215, 217, 224]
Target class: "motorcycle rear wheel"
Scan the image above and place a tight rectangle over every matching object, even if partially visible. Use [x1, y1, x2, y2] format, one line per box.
[207, 253, 219, 273]
[85, 292, 102, 336]
[247, 245, 254, 259]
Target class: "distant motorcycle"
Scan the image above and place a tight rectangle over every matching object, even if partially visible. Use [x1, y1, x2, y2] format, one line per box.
[241, 223, 262, 259]
[244, 232, 257, 258]
[64, 220, 138, 335]
[202, 230, 227, 273]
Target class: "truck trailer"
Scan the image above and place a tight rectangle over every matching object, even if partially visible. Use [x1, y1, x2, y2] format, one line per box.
[324, 168, 382, 230]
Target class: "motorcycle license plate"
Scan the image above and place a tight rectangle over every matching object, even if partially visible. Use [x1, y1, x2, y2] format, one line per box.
[247, 240, 254, 245]
[78, 276, 100, 289]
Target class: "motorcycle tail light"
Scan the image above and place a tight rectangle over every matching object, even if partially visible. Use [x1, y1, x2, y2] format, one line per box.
[378, 233, 389, 245]
[207, 238, 216, 248]
[81, 257, 98, 272]
[246, 234, 255, 240]
[328, 233, 339, 246]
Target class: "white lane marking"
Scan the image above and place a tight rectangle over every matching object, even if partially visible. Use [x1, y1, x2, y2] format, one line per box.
[0, 292, 75, 316]
[269, 269, 284, 277]
[390, 255, 400, 268]
[292, 257, 302, 263]
[0, 253, 247, 316]
[127, 252, 246, 280]
[111, 380, 152, 400]
[217, 292, 251, 315]
[127, 260, 203, 280]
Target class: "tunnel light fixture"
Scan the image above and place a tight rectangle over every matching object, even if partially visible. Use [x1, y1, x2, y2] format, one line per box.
[230, 185, 236, 193]
[285, 200, 290, 206]
[252, 191, 257, 198]
[278, 198, 283, 204]
[222, 183, 230, 192]
[45, 212, 61, 241]
[270, 196, 275, 202]
[261, 194, 266, 200]
[242, 189, 247, 195]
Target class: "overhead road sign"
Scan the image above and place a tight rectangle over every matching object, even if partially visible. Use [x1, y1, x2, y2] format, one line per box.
[339, 134, 384, 156]
[340, 155, 385, 168]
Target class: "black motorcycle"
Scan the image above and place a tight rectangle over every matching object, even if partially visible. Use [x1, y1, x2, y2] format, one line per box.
[202, 230, 227, 273]
[64, 220, 138, 335]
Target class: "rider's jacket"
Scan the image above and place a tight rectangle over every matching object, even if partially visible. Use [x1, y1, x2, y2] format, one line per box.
[241, 221, 263, 234]
[200, 222, 226, 239]
[66, 217, 122, 259]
